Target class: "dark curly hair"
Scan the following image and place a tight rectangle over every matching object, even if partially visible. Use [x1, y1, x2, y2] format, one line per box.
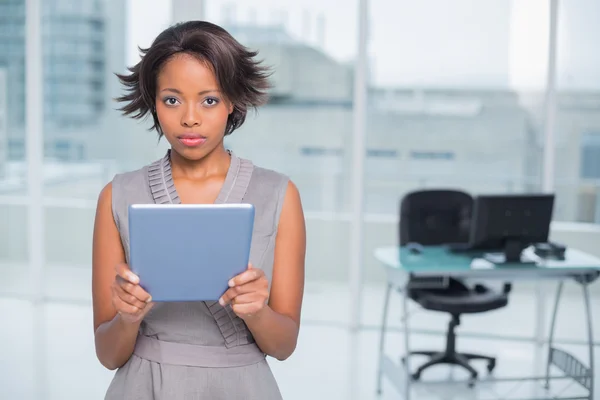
[115, 21, 271, 137]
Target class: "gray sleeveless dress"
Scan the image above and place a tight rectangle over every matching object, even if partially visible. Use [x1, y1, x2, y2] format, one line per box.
[105, 149, 289, 400]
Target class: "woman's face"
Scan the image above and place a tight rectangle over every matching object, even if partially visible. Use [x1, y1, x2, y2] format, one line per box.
[155, 53, 233, 161]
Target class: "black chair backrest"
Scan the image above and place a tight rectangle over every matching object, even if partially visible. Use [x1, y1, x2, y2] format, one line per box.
[399, 189, 473, 246]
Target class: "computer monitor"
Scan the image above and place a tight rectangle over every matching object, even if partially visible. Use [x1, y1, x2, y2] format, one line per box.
[468, 194, 555, 264]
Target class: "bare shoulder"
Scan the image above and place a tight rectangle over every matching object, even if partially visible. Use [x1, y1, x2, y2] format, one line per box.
[94, 181, 118, 236]
[282, 180, 302, 211]
[97, 181, 113, 208]
[277, 178, 305, 242]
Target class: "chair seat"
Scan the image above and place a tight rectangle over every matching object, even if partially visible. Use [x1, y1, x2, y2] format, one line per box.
[410, 279, 508, 314]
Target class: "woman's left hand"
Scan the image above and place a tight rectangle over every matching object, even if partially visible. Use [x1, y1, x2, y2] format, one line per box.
[219, 263, 269, 319]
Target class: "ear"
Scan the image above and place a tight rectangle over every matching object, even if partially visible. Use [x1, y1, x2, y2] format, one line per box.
[228, 102, 234, 114]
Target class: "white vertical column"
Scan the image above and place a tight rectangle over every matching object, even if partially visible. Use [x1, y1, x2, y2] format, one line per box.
[26, 0, 46, 397]
[349, 0, 369, 331]
[536, 0, 559, 349]
[542, 0, 559, 192]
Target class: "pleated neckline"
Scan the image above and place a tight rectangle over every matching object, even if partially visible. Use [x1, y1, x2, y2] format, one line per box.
[147, 149, 253, 205]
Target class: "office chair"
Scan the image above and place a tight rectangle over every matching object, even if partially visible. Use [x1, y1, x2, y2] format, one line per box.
[399, 189, 510, 385]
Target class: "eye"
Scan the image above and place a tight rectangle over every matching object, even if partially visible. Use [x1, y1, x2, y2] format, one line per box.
[163, 97, 180, 106]
[203, 97, 219, 107]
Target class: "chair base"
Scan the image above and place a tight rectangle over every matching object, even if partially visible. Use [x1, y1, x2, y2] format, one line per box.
[401, 315, 496, 387]
[402, 351, 496, 386]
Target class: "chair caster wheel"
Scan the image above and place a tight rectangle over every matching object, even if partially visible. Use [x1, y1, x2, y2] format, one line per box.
[468, 371, 478, 388]
[487, 360, 496, 373]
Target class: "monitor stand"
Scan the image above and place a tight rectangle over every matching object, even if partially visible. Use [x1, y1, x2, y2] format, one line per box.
[482, 240, 537, 266]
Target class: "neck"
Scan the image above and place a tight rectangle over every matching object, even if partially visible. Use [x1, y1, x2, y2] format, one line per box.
[169, 144, 231, 179]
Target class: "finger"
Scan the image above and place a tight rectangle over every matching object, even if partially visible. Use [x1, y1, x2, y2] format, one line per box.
[219, 280, 264, 306]
[218, 286, 238, 306]
[227, 292, 263, 306]
[228, 267, 264, 287]
[129, 284, 152, 303]
[115, 284, 147, 309]
[116, 276, 152, 303]
[113, 296, 143, 315]
[115, 263, 139, 284]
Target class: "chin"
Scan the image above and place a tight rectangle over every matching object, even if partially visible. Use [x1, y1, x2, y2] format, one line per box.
[172, 147, 209, 161]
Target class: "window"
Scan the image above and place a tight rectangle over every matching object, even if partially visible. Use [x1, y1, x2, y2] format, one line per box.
[7, 138, 24, 160]
[581, 132, 600, 179]
[553, 0, 600, 222]
[366, 0, 552, 218]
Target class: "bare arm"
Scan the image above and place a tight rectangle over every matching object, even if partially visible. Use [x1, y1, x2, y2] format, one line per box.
[221, 180, 306, 360]
[92, 183, 152, 370]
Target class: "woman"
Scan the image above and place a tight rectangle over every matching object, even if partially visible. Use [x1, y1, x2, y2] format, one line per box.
[91, 21, 306, 399]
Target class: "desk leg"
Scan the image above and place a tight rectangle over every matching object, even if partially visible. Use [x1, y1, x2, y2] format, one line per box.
[545, 280, 595, 400]
[402, 284, 411, 400]
[377, 283, 392, 395]
[545, 281, 563, 389]
[535, 280, 547, 348]
[582, 283, 594, 400]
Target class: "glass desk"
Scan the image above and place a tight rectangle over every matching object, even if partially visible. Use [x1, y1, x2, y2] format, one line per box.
[374, 245, 600, 400]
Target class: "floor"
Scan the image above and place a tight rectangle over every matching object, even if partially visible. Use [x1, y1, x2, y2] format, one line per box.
[0, 265, 599, 400]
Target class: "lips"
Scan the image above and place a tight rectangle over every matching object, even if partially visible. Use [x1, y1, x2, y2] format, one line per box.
[177, 134, 207, 147]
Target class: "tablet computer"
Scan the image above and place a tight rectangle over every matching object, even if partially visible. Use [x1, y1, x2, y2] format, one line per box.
[128, 203, 254, 302]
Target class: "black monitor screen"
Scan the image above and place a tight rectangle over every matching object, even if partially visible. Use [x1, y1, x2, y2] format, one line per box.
[469, 194, 555, 263]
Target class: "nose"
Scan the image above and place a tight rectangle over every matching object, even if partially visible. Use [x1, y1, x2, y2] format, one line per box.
[181, 104, 201, 127]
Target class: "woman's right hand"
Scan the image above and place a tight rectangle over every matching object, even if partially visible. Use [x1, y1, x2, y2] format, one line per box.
[111, 263, 153, 325]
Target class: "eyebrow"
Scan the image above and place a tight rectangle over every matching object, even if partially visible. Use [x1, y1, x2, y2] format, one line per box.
[160, 88, 219, 95]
